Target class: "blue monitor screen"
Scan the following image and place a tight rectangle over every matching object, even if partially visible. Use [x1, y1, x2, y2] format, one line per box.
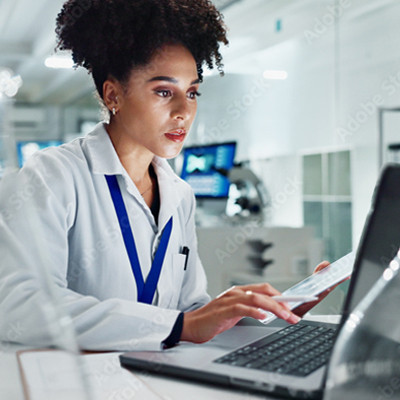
[180, 142, 237, 198]
[17, 140, 63, 168]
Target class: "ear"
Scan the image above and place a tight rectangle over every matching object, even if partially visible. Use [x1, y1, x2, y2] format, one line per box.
[103, 78, 122, 113]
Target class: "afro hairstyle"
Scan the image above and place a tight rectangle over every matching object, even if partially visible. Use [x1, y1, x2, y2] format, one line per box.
[56, 0, 229, 99]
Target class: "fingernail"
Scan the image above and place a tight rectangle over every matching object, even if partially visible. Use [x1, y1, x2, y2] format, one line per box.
[282, 310, 301, 323]
[292, 314, 301, 323]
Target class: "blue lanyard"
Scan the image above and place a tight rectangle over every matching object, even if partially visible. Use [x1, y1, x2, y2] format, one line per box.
[105, 175, 173, 304]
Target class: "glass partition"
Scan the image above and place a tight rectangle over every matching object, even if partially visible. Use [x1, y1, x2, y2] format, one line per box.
[192, 0, 400, 309]
[0, 100, 93, 400]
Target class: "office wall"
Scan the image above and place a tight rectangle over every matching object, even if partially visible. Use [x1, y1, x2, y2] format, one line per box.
[338, 3, 400, 245]
[190, 0, 400, 250]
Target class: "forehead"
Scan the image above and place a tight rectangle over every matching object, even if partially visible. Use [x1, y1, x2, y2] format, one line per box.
[132, 44, 198, 82]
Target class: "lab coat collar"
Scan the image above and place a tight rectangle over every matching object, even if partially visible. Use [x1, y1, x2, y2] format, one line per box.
[84, 122, 186, 230]
[84, 122, 125, 176]
[152, 156, 185, 229]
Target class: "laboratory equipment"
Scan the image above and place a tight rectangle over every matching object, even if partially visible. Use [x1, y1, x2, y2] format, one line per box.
[226, 164, 271, 222]
[180, 141, 236, 198]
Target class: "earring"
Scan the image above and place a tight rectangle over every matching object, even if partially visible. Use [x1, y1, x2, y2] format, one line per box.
[112, 107, 116, 116]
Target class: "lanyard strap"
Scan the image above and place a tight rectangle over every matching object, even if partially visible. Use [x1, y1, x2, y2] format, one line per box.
[105, 175, 173, 304]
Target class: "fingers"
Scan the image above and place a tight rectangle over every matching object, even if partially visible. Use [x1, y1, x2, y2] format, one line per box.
[314, 260, 330, 273]
[236, 304, 300, 324]
[224, 303, 269, 321]
[233, 282, 282, 297]
[183, 282, 303, 343]
[218, 286, 300, 324]
[241, 290, 300, 324]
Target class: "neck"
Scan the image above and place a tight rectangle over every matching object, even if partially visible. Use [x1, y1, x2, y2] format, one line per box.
[106, 122, 154, 185]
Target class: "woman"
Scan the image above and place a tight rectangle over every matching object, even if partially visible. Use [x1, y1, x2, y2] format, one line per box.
[0, 0, 327, 351]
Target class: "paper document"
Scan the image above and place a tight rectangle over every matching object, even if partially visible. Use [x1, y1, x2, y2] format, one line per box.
[18, 351, 162, 400]
[261, 252, 355, 324]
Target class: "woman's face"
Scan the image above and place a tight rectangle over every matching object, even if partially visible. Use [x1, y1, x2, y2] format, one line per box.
[108, 44, 200, 159]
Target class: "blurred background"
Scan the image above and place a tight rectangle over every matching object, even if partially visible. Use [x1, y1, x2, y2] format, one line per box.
[1, 0, 400, 304]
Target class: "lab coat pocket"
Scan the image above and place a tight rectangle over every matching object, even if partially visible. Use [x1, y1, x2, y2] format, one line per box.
[166, 253, 186, 310]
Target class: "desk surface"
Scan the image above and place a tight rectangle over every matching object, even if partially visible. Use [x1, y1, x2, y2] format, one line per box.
[0, 315, 339, 400]
[0, 349, 269, 400]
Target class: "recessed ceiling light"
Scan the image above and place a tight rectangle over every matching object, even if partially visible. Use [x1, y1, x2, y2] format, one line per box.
[263, 70, 288, 80]
[45, 56, 74, 69]
[0, 68, 23, 97]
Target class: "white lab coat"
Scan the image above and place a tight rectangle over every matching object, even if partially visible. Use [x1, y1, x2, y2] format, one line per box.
[0, 123, 210, 351]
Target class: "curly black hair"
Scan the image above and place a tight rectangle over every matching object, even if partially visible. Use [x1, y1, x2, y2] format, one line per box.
[55, 0, 228, 99]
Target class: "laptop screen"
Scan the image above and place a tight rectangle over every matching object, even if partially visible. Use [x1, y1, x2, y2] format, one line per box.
[342, 164, 400, 317]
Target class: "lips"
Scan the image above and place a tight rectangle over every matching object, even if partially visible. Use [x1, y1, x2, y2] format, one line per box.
[165, 129, 186, 143]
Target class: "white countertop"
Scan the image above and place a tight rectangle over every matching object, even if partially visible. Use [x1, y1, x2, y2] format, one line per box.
[0, 315, 340, 400]
[0, 347, 270, 400]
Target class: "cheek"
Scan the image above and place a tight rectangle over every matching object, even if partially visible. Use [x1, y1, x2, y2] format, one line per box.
[189, 103, 198, 122]
[134, 103, 160, 127]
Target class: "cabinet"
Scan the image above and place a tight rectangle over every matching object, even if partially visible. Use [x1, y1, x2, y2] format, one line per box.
[196, 225, 322, 298]
[302, 150, 352, 261]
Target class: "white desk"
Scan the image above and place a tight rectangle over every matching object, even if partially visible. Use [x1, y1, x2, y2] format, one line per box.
[0, 348, 269, 400]
[0, 315, 340, 400]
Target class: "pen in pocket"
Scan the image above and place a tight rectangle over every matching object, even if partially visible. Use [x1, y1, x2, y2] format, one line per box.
[181, 246, 190, 270]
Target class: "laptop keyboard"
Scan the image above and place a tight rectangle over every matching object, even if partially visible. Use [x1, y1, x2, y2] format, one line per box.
[213, 323, 336, 377]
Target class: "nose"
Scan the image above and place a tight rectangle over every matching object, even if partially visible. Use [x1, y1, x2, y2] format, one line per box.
[170, 94, 194, 121]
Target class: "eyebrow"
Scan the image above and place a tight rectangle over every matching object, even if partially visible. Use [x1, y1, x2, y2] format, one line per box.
[147, 76, 200, 85]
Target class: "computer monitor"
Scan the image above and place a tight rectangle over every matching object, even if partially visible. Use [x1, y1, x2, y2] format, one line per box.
[180, 141, 237, 198]
[17, 140, 63, 168]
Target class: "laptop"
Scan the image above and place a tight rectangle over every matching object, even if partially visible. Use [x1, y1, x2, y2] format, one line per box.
[120, 163, 400, 399]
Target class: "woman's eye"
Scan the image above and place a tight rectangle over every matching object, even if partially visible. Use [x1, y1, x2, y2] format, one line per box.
[188, 91, 201, 99]
[156, 90, 171, 98]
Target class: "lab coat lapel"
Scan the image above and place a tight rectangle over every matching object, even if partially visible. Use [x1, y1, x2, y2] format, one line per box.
[152, 158, 184, 308]
[154, 159, 182, 231]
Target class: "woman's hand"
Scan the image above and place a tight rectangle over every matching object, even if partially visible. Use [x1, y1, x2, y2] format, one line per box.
[291, 261, 331, 317]
[181, 283, 301, 344]
[292, 260, 350, 317]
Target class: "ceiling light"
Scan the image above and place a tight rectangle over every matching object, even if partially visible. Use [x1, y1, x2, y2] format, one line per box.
[263, 70, 288, 80]
[45, 56, 74, 69]
[0, 68, 23, 98]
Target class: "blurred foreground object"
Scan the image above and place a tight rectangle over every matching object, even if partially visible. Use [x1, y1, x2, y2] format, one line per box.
[324, 254, 400, 399]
